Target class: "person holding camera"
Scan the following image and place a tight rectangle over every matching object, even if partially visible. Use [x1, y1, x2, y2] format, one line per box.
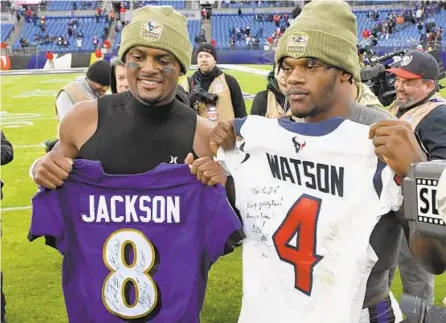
[385, 50, 446, 305]
[1, 130, 13, 323]
[180, 43, 247, 122]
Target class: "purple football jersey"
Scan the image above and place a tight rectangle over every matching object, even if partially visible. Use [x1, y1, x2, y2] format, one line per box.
[29, 160, 244, 323]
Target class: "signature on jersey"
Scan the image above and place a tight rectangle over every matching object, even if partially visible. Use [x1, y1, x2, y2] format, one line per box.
[251, 186, 280, 195]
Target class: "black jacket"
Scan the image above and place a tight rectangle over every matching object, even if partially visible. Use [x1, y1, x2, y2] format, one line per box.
[1, 131, 13, 166]
[251, 67, 286, 116]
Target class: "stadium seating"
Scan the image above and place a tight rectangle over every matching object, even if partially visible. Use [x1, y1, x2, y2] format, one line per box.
[1, 23, 14, 42]
[12, 16, 109, 53]
[212, 8, 446, 49]
[211, 14, 276, 49]
[138, 1, 185, 10]
[47, 1, 99, 11]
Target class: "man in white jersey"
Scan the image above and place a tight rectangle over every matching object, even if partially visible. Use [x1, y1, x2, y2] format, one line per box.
[191, 1, 431, 322]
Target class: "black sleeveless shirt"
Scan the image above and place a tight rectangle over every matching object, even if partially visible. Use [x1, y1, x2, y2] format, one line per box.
[78, 92, 197, 174]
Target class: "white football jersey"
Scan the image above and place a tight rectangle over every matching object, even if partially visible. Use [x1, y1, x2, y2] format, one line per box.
[217, 116, 403, 323]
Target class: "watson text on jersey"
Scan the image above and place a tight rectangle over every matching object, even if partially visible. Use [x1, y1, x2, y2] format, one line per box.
[81, 195, 181, 223]
[266, 153, 344, 197]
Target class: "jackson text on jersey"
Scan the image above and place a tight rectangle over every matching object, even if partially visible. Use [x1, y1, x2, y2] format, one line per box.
[82, 195, 181, 224]
[266, 152, 344, 197]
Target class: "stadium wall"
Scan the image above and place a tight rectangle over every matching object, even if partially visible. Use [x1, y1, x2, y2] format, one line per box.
[2, 49, 446, 71]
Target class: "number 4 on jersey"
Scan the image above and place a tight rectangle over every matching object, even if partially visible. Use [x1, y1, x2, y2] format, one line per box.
[272, 194, 324, 296]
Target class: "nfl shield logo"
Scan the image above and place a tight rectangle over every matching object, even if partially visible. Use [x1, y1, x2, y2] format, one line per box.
[141, 21, 164, 41]
[286, 32, 309, 58]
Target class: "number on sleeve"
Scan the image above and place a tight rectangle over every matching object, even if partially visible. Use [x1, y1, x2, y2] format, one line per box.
[272, 194, 323, 296]
[102, 229, 158, 319]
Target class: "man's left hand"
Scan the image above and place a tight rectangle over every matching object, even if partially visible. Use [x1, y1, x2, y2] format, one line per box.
[184, 153, 228, 186]
[369, 120, 427, 177]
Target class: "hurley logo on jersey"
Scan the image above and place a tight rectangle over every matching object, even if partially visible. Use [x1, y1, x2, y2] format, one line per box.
[292, 136, 306, 154]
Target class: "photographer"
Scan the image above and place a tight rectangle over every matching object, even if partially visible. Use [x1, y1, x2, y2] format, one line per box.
[1, 130, 13, 323]
[384, 51, 446, 302]
[180, 43, 247, 122]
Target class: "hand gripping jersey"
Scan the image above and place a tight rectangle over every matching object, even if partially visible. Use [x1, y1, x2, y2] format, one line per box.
[217, 116, 402, 323]
[28, 160, 244, 323]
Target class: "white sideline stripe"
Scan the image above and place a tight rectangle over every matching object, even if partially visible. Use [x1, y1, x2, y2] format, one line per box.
[219, 64, 270, 76]
[1, 117, 56, 121]
[2, 206, 32, 212]
[15, 144, 44, 149]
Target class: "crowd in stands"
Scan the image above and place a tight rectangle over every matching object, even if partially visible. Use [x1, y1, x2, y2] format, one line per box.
[5, 0, 446, 54]
[9, 1, 133, 53]
[221, 6, 301, 49]
[360, 1, 445, 51]
[220, 0, 295, 9]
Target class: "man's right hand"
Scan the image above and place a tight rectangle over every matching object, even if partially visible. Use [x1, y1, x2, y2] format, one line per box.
[33, 152, 73, 189]
[209, 120, 236, 155]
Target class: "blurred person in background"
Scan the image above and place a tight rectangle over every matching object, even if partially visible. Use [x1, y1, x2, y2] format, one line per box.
[1, 130, 14, 323]
[55, 60, 111, 121]
[44, 60, 111, 153]
[250, 63, 289, 117]
[109, 56, 129, 94]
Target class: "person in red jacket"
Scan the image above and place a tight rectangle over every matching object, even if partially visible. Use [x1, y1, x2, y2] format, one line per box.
[95, 48, 102, 59]
[46, 51, 54, 69]
[362, 28, 371, 39]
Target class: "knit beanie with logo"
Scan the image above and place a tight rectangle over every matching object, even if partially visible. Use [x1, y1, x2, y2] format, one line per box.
[118, 5, 192, 74]
[196, 43, 217, 61]
[275, 0, 360, 81]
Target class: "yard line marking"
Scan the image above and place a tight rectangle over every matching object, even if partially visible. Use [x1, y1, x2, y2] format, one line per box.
[1, 206, 32, 212]
[15, 144, 45, 149]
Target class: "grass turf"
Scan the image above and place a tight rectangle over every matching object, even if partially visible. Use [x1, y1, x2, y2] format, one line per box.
[1, 66, 445, 323]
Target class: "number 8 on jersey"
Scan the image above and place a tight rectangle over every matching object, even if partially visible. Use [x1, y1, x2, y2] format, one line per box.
[102, 229, 158, 319]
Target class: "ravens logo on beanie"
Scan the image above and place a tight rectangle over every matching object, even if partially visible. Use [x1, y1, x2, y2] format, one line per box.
[275, 0, 360, 81]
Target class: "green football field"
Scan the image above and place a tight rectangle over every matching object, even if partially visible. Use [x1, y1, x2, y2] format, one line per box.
[1, 65, 445, 323]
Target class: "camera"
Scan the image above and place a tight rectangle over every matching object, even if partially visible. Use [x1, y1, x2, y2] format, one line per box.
[191, 86, 218, 105]
[400, 294, 446, 323]
[358, 37, 446, 106]
[360, 48, 407, 107]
